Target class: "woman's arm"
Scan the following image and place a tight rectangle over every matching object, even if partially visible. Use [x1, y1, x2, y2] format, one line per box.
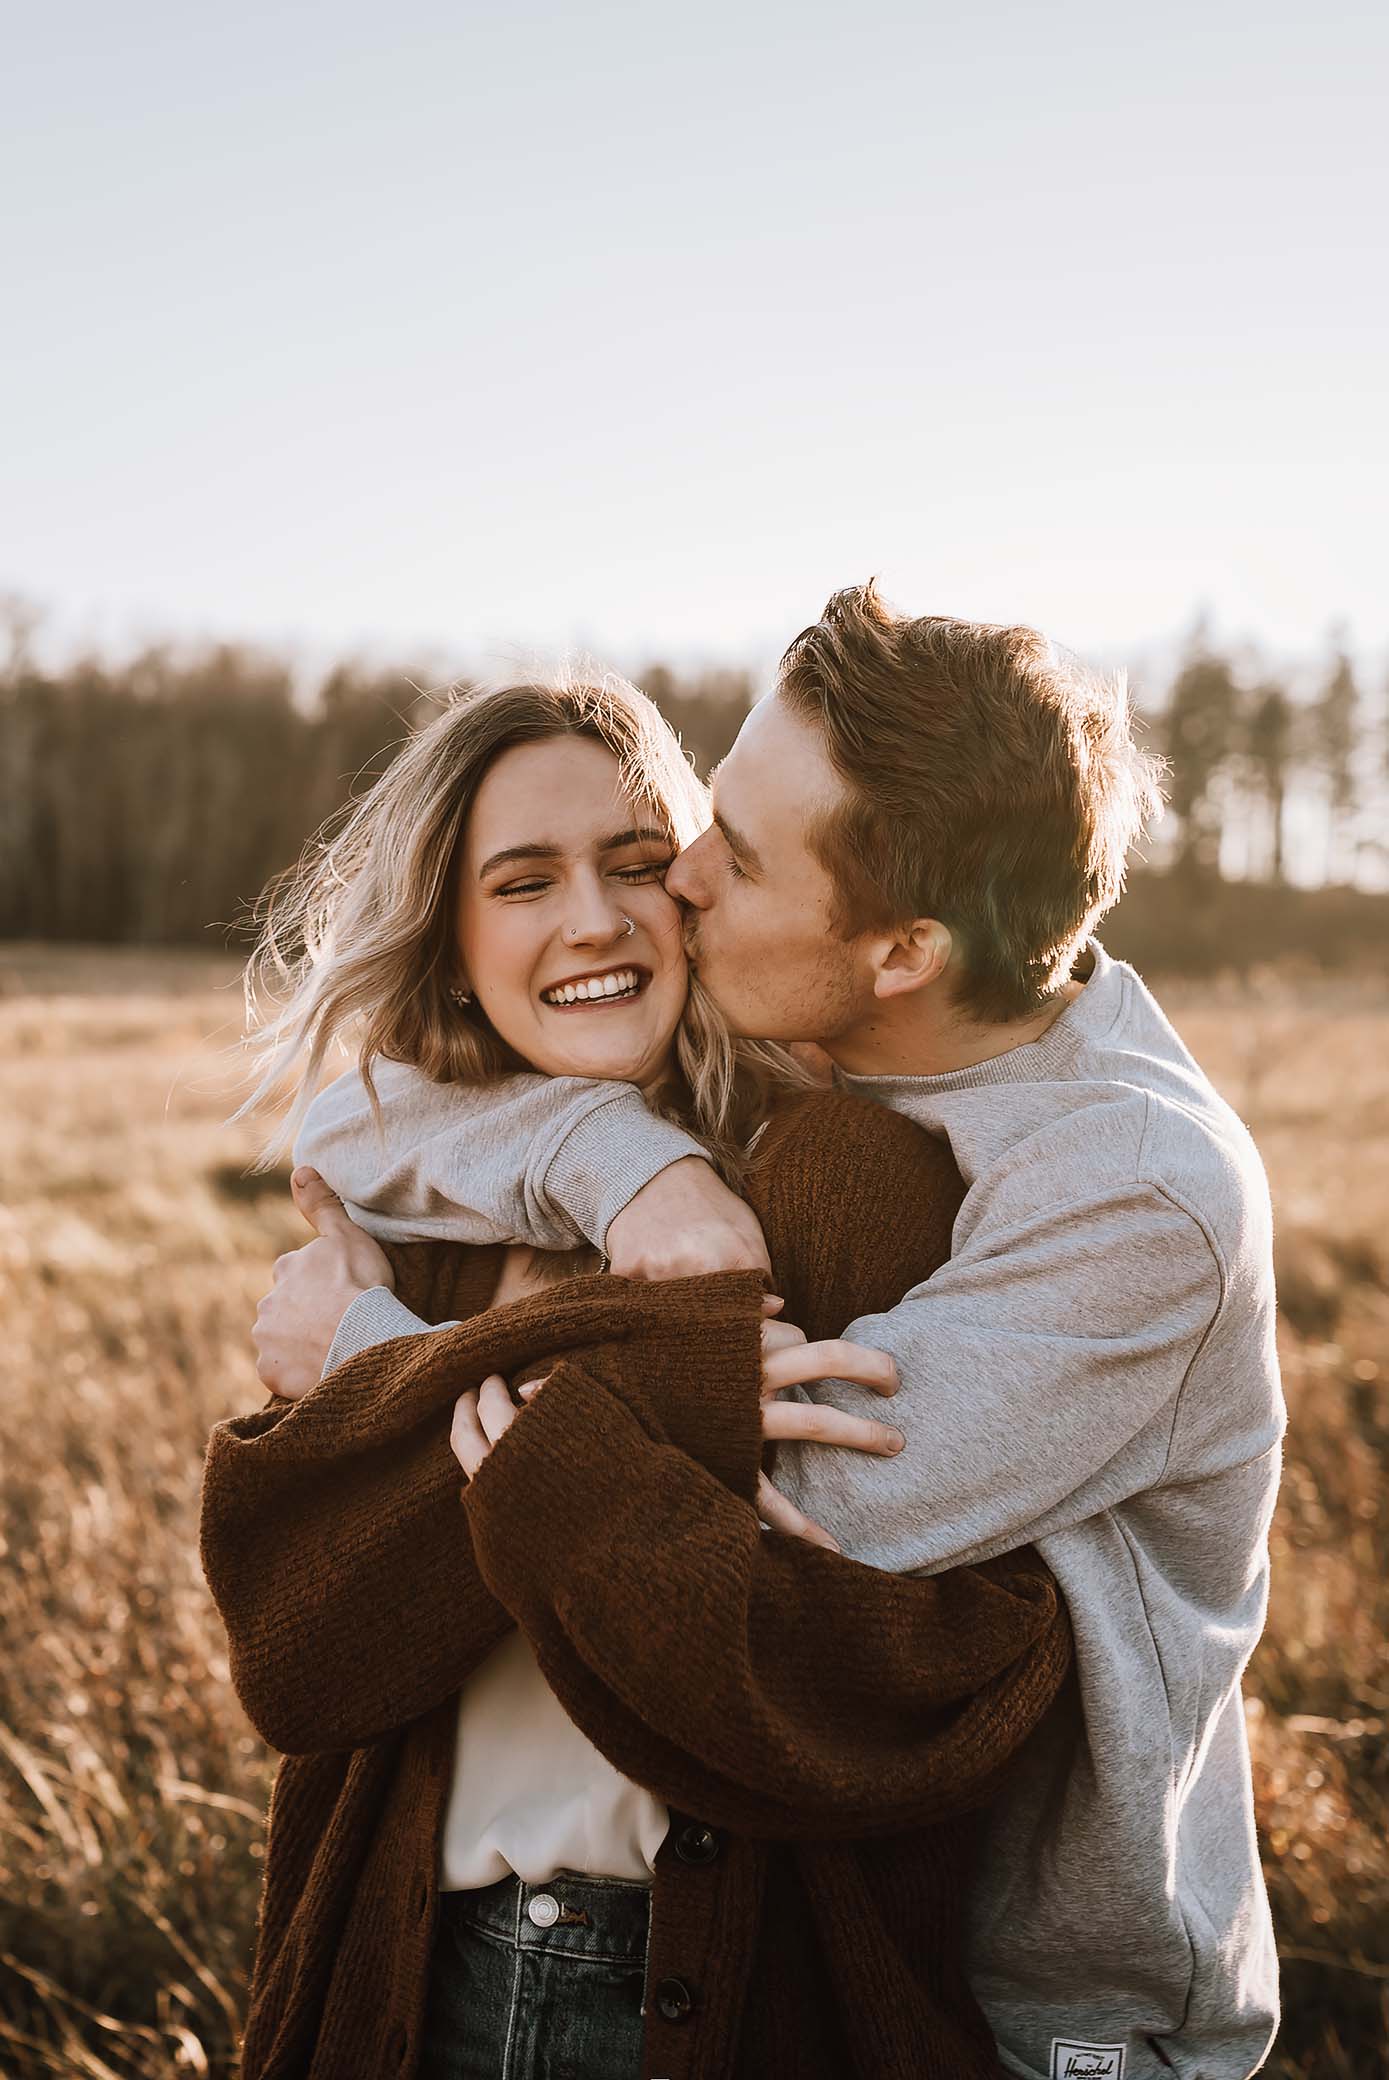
[202, 1263, 771, 1755]
[295, 1056, 705, 1254]
[457, 1319, 1070, 1838]
[201, 1371, 512, 1756]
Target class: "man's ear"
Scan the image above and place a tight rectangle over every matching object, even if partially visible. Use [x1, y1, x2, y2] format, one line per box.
[869, 918, 953, 1001]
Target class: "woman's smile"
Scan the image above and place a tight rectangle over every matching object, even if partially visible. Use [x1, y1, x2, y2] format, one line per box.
[539, 963, 650, 1008]
[454, 733, 689, 1089]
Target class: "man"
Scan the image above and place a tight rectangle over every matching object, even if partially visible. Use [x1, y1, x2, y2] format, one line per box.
[261, 585, 1283, 2080]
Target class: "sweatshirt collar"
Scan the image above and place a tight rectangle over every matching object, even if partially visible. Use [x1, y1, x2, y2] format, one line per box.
[838, 938, 1121, 1098]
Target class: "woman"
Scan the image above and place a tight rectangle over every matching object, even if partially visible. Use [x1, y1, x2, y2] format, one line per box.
[204, 674, 1071, 2080]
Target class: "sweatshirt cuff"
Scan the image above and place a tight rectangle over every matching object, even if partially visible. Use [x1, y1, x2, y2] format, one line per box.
[543, 1093, 708, 1252]
[324, 1286, 456, 1376]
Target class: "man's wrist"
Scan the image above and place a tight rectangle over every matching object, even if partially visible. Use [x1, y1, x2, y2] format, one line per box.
[323, 1286, 437, 1376]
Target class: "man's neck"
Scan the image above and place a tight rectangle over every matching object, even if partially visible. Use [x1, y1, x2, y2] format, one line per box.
[827, 976, 1085, 1080]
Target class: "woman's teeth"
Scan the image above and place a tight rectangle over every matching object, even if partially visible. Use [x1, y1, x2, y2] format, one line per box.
[542, 968, 642, 1007]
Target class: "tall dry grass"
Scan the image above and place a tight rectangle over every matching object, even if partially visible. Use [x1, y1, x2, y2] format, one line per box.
[0, 946, 1385, 2077]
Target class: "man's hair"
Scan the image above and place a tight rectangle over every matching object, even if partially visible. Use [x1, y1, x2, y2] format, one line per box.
[776, 582, 1165, 1022]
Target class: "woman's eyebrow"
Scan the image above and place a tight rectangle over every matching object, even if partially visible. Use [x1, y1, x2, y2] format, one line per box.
[478, 842, 563, 878]
[477, 827, 670, 878]
[602, 825, 671, 851]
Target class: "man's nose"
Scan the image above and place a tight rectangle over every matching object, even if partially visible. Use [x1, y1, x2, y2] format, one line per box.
[664, 837, 707, 908]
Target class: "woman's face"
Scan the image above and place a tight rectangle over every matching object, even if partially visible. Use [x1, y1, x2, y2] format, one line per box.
[455, 734, 689, 1089]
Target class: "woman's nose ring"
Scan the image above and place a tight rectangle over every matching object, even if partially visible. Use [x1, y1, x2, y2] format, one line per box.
[563, 914, 637, 943]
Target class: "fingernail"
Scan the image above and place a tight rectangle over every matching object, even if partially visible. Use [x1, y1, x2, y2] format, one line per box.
[887, 1430, 906, 1452]
[519, 1381, 540, 1398]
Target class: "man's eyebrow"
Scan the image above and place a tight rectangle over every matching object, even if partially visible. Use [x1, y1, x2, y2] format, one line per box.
[478, 827, 670, 878]
[712, 809, 763, 873]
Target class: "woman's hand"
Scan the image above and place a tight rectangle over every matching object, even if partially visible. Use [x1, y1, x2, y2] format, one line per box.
[449, 1307, 903, 1554]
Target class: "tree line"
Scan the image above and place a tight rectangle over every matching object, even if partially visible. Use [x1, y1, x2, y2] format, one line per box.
[0, 610, 1383, 947]
[1159, 619, 1382, 886]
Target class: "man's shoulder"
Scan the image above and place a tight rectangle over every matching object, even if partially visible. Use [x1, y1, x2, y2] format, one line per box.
[1077, 957, 1273, 1253]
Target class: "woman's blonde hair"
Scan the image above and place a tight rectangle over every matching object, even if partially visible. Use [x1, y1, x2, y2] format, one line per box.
[236, 670, 803, 1174]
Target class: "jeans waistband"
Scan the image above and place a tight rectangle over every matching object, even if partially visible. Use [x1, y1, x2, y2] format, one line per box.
[440, 1870, 652, 1966]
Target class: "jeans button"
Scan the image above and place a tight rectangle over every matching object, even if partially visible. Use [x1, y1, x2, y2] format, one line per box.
[527, 1891, 561, 1927]
[655, 1976, 696, 2022]
[674, 1821, 720, 1865]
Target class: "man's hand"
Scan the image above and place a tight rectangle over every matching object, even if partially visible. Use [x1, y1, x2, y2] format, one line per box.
[251, 1167, 395, 1401]
[751, 1316, 901, 1550]
[605, 1156, 771, 1279]
[456, 1309, 902, 1555]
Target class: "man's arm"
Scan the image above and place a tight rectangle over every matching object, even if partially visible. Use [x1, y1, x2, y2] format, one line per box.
[764, 1182, 1226, 1575]
[459, 1347, 1070, 1837]
[295, 1057, 762, 1264]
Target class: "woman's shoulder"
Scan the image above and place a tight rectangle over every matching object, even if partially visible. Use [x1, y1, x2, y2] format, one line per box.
[745, 1084, 967, 1338]
[377, 1236, 506, 1324]
[753, 1081, 961, 1183]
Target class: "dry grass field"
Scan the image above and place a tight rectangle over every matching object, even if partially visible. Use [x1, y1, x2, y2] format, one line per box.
[0, 944, 1385, 2078]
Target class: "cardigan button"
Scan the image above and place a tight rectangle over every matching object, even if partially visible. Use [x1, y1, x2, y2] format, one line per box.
[674, 1822, 720, 1866]
[655, 1976, 696, 2023]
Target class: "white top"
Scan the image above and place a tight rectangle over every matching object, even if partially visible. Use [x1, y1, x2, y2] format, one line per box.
[438, 1626, 669, 1889]
[321, 1261, 669, 1893]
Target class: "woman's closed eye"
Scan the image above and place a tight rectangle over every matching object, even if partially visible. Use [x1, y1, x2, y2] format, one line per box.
[613, 859, 673, 884]
[494, 878, 553, 898]
[494, 858, 673, 900]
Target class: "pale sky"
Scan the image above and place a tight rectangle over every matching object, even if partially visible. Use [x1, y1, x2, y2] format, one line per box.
[5, 0, 1386, 682]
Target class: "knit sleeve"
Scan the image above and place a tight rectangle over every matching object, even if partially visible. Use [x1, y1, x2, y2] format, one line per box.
[199, 1265, 768, 1755]
[201, 1389, 513, 1756]
[461, 1340, 1070, 1836]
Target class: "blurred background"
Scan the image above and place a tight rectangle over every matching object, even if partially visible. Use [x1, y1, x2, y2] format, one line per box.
[2, 2, 1386, 2074]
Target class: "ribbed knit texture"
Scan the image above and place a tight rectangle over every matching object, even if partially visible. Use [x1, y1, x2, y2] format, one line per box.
[201, 1091, 1072, 2080]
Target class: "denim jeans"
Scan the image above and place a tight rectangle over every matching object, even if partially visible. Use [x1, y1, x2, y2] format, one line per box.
[418, 1870, 652, 2080]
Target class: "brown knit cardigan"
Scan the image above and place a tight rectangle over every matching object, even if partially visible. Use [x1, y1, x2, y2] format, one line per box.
[201, 1091, 1072, 2080]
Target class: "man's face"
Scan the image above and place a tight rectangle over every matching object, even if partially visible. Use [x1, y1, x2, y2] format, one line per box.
[665, 693, 875, 1048]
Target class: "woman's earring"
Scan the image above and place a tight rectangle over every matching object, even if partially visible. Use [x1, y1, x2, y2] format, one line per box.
[449, 985, 472, 1007]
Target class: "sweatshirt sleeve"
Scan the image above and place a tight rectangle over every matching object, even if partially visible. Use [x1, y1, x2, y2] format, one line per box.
[458, 1307, 1071, 1838]
[294, 1061, 704, 1254]
[765, 1181, 1224, 1576]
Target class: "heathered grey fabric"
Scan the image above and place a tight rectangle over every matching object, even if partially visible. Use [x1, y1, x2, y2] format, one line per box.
[296, 942, 1283, 2080]
[298, 1064, 707, 1254]
[323, 1283, 448, 1374]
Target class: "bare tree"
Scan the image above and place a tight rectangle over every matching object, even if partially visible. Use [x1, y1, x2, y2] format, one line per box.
[1315, 632, 1359, 882]
[1163, 621, 1244, 879]
[1246, 680, 1294, 883]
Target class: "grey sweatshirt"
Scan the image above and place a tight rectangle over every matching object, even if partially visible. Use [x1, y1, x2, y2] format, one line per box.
[298, 941, 1283, 2080]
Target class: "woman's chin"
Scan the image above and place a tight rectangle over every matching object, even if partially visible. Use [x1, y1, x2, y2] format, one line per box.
[519, 1024, 677, 1089]
[567, 1044, 670, 1086]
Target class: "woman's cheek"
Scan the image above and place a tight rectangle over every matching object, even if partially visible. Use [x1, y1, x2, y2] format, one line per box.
[640, 887, 687, 957]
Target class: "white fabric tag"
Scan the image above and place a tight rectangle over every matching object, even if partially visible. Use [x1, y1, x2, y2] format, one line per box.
[1049, 2043, 1126, 2080]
